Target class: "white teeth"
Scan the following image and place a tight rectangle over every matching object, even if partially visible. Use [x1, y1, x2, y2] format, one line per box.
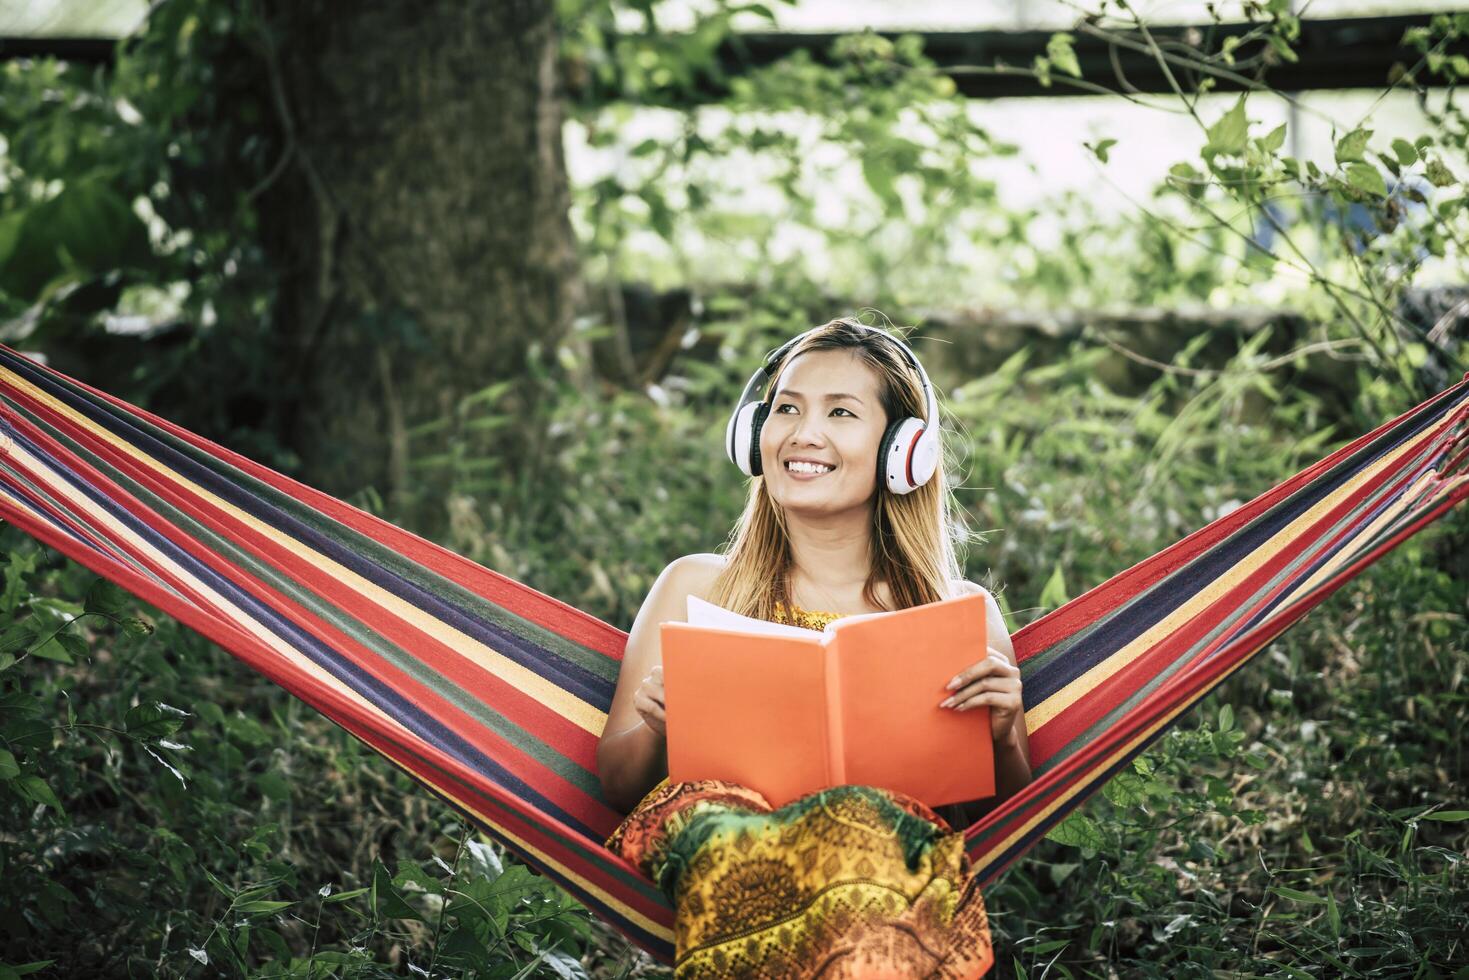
[787, 461, 835, 474]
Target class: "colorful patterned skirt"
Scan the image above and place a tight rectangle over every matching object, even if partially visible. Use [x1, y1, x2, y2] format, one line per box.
[605, 778, 994, 978]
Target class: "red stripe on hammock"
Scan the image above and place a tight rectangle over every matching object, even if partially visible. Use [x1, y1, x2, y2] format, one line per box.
[1012, 375, 1469, 659]
[0, 344, 630, 658]
[967, 475, 1469, 884]
[1, 401, 623, 835]
[1029, 408, 1460, 761]
[7, 384, 611, 757]
[0, 495, 674, 937]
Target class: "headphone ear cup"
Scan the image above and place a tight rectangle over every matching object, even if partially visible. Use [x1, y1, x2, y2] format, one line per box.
[882, 417, 929, 494]
[727, 401, 763, 476]
[909, 426, 940, 487]
[876, 420, 901, 493]
[748, 402, 770, 476]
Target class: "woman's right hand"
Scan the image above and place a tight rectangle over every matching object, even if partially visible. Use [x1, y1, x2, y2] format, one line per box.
[634, 664, 667, 737]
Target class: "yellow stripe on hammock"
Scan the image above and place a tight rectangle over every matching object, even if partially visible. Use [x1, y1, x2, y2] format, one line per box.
[0, 366, 608, 736]
[1025, 427, 1434, 735]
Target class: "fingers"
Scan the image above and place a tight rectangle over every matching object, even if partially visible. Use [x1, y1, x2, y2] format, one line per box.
[637, 710, 666, 737]
[634, 689, 666, 727]
[939, 676, 1020, 709]
[944, 647, 1019, 692]
[947, 690, 1021, 712]
[640, 665, 665, 702]
[635, 664, 667, 735]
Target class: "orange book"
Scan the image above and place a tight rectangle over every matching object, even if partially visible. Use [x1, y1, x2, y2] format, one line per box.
[660, 592, 995, 810]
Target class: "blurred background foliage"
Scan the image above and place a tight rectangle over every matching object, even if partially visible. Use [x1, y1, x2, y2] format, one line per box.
[1, 0, 1467, 976]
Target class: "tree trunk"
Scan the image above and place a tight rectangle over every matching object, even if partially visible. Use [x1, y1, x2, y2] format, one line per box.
[256, 0, 583, 536]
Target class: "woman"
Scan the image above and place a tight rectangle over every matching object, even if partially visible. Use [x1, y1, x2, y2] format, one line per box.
[597, 317, 1032, 978]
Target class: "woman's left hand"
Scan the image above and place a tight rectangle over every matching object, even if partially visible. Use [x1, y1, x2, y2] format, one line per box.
[938, 646, 1023, 742]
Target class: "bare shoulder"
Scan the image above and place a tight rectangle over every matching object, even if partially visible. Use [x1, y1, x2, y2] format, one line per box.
[666, 552, 728, 605]
[621, 553, 727, 669]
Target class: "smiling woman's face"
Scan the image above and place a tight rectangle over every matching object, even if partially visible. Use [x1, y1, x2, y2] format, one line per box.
[759, 348, 889, 512]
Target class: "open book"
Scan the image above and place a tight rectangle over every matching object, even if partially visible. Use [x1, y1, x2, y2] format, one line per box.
[660, 591, 995, 810]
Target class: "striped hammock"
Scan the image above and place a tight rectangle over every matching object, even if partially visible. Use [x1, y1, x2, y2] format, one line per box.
[0, 342, 1465, 965]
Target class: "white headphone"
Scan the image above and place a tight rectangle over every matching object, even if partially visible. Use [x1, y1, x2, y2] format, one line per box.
[724, 324, 941, 495]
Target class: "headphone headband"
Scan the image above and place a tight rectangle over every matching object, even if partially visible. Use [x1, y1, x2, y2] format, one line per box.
[733, 325, 935, 422]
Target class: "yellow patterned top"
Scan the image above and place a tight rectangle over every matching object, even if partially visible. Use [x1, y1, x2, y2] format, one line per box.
[771, 600, 849, 630]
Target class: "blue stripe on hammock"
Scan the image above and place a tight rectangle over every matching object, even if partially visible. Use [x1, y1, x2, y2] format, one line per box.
[1, 412, 608, 843]
[0, 349, 618, 707]
[979, 469, 1463, 884]
[1021, 385, 1459, 707]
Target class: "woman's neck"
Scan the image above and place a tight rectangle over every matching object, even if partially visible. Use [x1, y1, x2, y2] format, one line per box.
[780, 504, 885, 612]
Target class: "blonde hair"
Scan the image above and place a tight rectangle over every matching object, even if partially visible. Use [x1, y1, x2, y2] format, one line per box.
[706, 315, 973, 619]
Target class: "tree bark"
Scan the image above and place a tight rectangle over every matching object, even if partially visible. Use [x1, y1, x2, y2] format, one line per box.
[256, 0, 583, 535]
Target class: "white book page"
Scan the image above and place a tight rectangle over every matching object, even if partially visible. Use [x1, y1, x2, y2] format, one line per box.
[685, 595, 904, 637]
[685, 595, 827, 640]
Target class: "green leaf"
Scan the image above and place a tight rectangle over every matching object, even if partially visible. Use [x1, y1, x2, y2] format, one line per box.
[1167, 162, 1206, 200]
[1271, 885, 1327, 905]
[1046, 32, 1081, 78]
[124, 702, 188, 740]
[1102, 772, 1147, 806]
[14, 774, 63, 814]
[1048, 862, 1079, 886]
[1266, 33, 1299, 64]
[861, 155, 900, 212]
[1335, 128, 1371, 164]
[1087, 138, 1117, 163]
[1421, 809, 1469, 821]
[1046, 812, 1104, 851]
[0, 177, 155, 303]
[1038, 563, 1070, 610]
[0, 625, 32, 655]
[1031, 54, 1052, 88]
[30, 637, 73, 664]
[1391, 138, 1419, 165]
[84, 578, 128, 616]
[372, 860, 423, 921]
[238, 899, 294, 914]
[1259, 123, 1287, 153]
[323, 886, 369, 904]
[201, 868, 235, 899]
[1345, 162, 1386, 197]
[1426, 157, 1458, 187]
[1218, 703, 1234, 732]
[0, 748, 18, 779]
[1205, 97, 1249, 156]
[255, 770, 291, 803]
[1401, 26, 1434, 47]
[119, 616, 155, 637]
[56, 633, 88, 662]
